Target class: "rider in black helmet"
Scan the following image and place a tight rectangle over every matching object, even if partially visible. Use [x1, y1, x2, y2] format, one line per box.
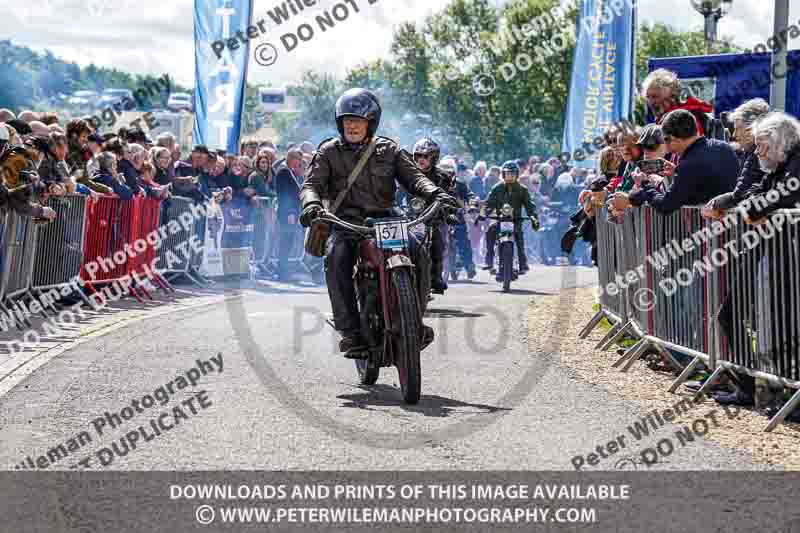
[412, 137, 452, 294]
[483, 160, 539, 276]
[299, 88, 459, 357]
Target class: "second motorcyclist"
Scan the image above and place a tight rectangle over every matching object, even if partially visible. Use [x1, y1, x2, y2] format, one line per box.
[411, 137, 451, 294]
[482, 160, 540, 277]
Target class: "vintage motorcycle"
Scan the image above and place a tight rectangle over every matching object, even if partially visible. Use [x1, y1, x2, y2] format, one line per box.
[319, 200, 448, 404]
[484, 203, 536, 292]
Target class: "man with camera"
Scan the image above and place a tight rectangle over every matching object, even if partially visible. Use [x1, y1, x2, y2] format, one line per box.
[611, 110, 738, 214]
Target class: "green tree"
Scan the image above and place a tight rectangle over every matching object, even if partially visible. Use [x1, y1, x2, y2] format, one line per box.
[636, 21, 740, 84]
[272, 70, 339, 144]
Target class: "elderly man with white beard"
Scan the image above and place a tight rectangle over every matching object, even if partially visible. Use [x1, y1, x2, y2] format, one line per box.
[712, 111, 800, 410]
[738, 112, 800, 222]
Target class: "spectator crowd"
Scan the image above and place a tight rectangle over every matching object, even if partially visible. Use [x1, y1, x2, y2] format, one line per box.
[2, 67, 800, 420]
[574, 68, 800, 420]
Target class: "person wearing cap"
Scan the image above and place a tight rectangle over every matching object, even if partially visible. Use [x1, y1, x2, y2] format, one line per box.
[92, 152, 134, 200]
[86, 132, 106, 178]
[205, 155, 229, 193]
[299, 140, 314, 155]
[34, 132, 72, 196]
[6, 119, 31, 137]
[29, 121, 50, 137]
[626, 124, 671, 195]
[151, 146, 174, 186]
[612, 109, 738, 215]
[484, 165, 501, 197]
[64, 119, 113, 195]
[175, 144, 211, 178]
[0, 109, 16, 123]
[241, 140, 259, 159]
[18, 110, 39, 124]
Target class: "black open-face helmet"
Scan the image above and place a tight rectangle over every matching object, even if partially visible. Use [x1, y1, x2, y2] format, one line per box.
[501, 160, 520, 179]
[335, 88, 382, 140]
[412, 137, 440, 168]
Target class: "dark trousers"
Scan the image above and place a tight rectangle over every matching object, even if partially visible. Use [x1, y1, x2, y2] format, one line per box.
[430, 223, 446, 282]
[485, 222, 527, 268]
[449, 223, 474, 270]
[325, 228, 430, 334]
[277, 217, 299, 279]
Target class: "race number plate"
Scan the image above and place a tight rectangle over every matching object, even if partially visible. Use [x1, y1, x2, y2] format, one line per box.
[375, 220, 409, 250]
[500, 221, 515, 232]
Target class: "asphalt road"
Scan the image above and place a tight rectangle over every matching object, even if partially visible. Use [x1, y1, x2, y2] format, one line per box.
[0, 267, 771, 471]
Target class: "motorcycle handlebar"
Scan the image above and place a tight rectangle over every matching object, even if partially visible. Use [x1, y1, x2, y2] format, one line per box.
[482, 215, 536, 221]
[317, 201, 446, 235]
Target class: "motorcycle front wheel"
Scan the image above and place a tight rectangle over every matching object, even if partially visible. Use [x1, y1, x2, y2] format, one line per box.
[391, 269, 422, 404]
[501, 241, 514, 293]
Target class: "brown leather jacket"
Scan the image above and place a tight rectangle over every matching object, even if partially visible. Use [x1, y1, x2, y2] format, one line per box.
[300, 136, 441, 217]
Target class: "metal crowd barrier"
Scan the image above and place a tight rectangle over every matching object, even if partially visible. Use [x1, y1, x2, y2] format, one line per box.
[251, 196, 275, 266]
[581, 204, 800, 431]
[133, 197, 174, 297]
[80, 196, 138, 299]
[31, 194, 90, 309]
[1, 211, 40, 328]
[156, 196, 205, 286]
[579, 209, 625, 339]
[0, 191, 284, 331]
[80, 195, 174, 301]
[0, 209, 28, 331]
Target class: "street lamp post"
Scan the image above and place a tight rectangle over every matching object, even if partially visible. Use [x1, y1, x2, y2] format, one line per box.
[690, 0, 734, 55]
[772, 0, 790, 110]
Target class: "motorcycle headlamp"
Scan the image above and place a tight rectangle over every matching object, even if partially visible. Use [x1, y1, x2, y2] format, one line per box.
[501, 204, 513, 217]
[410, 197, 426, 213]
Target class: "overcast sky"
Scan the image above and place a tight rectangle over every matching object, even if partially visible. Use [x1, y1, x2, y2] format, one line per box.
[2, 0, 795, 88]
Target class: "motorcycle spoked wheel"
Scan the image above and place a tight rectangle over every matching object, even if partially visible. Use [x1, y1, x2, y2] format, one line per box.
[501, 241, 514, 293]
[391, 269, 422, 404]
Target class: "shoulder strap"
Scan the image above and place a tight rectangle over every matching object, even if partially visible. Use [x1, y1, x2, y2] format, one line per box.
[330, 138, 377, 213]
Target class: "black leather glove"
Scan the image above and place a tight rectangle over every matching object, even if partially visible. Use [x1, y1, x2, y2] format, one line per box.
[445, 214, 460, 225]
[300, 203, 324, 228]
[531, 216, 540, 231]
[432, 192, 460, 211]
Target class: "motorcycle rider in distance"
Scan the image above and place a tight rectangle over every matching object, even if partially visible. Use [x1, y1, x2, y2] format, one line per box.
[299, 88, 459, 357]
[412, 137, 451, 294]
[448, 162, 478, 279]
[482, 160, 540, 277]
